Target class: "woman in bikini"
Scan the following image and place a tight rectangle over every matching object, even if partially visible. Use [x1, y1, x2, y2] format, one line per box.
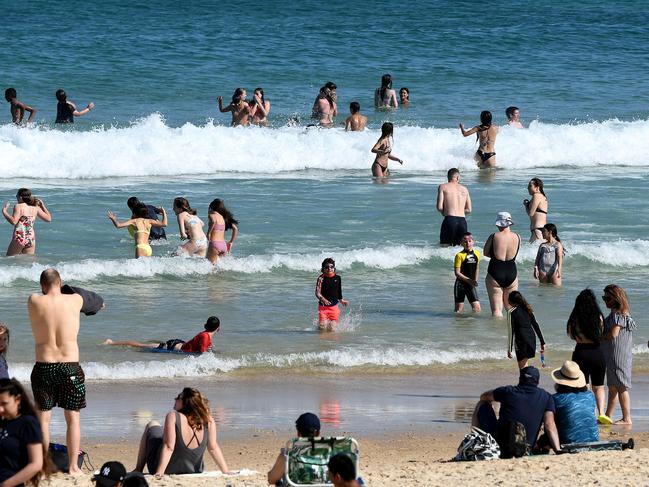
[108, 203, 167, 258]
[173, 197, 208, 257]
[206, 198, 239, 264]
[2, 188, 52, 256]
[524, 178, 548, 241]
[483, 211, 521, 318]
[459, 110, 499, 168]
[371, 122, 403, 178]
[218, 88, 252, 126]
[249, 87, 271, 126]
[313, 86, 336, 127]
[374, 74, 398, 108]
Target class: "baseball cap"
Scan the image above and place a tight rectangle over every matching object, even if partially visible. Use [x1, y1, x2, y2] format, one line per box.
[93, 461, 126, 487]
[295, 412, 321, 437]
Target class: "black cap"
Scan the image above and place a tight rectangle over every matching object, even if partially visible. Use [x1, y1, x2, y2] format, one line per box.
[93, 461, 126, 487]
[520, 366, 540, 386]
[296, 412, 320, 436]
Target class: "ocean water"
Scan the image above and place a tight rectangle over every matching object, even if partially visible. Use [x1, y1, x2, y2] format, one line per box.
[2, 0, 649, 383]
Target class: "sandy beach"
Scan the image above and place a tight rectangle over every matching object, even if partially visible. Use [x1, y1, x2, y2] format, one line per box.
[44, 429, 648, 486]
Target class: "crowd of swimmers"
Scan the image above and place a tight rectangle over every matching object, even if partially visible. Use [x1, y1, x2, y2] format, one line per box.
[6, 75, 527, 175]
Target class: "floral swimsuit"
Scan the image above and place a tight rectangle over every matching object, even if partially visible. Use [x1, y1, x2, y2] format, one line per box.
[13, 215, 36, 247]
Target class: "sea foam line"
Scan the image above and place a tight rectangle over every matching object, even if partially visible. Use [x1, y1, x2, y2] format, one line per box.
[2, 115, 649, 179]
[2, 240, 649, 286]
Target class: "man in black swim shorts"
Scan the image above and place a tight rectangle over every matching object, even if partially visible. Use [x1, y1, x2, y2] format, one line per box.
[28, 268, 104, 474]
[437, 168, 472, 246]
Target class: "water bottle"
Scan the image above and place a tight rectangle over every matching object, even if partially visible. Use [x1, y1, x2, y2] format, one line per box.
[540, 351, 546, 368]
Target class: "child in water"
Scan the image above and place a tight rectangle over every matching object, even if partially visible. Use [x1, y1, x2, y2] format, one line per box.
[507, 291, 546, 369]
[315, 258, 349, 331]
[0, 324, 9, 379]
[453, 232, 481, 313]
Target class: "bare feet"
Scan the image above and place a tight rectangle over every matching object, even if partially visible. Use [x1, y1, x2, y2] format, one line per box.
[615, 419, 632, 425]
[68, 466, 84, 477]
[102, 338, 113, 345]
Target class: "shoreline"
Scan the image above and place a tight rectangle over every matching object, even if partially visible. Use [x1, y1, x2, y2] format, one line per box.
[41, 371, 649, 443]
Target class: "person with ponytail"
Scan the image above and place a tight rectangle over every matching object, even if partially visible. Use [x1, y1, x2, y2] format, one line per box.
[534, 223, 564, 285]
[0, 378, 49, 487]
[173, 197, 208, 257]
[459, 111, 499, 168]
[370, 122, 403, 178]
[217, 87, 252, 126]
[134, 387, 232, 476]
[2, 188, 52, 256]
[524, 178, 548, 242]
[374, 74, 398, 108]
[507, 291, 546, 369]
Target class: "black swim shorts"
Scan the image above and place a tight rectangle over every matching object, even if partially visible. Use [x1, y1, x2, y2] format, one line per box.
[454, 279, 479, 304]
[31, 362, 86, 411]
[440, 216, 467, 246]
[157, 339, 185, 350]
[572, 343, 606, 387]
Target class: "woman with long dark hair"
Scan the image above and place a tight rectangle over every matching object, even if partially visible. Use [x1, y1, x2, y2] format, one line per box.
[374, 74, 398, 108]
[370, 122, 403, 177]
[206, 199, 239, 264]
[108, 203, 168, 258]
[524, 178, 549, 241]
[602, 284, 637, 424]
[249, 87, 271, 126]
[134, 387, 232, 476]
[507, 291, 546, 369]
[459, 111, 499, 168]
[2, 188, 52, 256]
[0, 378, 49, 487]
[567, 289, 607, 419]
[217, 87, 252, 126]
[173, 197, 208, 257]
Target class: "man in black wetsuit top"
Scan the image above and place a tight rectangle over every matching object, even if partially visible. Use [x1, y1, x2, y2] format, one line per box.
[127, 197, 167, 241]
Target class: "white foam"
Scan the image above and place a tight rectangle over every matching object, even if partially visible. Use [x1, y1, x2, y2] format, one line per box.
[1, 240, 648, 286]
[2, 115, 649, 179]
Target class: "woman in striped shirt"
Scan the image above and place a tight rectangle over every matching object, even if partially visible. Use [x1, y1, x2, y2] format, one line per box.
[602, 284, 637, 425]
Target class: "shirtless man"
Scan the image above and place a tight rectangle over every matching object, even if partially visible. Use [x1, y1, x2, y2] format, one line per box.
[28, 269, 103, 475]
[437, 168, 472, 246]
[344, 102, 367, 131]
[506, 106, 524, 129]
[4, 87, 37, 124]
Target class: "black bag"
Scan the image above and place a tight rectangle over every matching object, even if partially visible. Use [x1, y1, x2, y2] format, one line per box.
[497, 420, 529, 459]
[49, 443, 86, 472]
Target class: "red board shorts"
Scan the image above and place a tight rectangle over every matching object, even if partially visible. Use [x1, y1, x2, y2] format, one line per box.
[318, 304, 340, 322]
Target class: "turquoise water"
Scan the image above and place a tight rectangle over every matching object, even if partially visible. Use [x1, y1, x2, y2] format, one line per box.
[1, 1, 649, 382]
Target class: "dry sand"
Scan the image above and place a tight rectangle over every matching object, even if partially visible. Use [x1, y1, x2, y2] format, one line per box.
[44, 429, 647, 486]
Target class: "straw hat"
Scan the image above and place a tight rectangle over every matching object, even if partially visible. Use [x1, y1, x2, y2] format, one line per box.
[551, 360, 586, 388]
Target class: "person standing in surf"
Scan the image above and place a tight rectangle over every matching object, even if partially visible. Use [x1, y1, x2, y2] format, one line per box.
[506, 106, 524, 128]
[437, 168, 472, 246]
[3, 188, 52, 256]
[4, 88, 38, 124]
[218, 88, 252, 126]
[453, 233, 481, 313]
[315, 258, 349, 331]
[54, 89, 94, 124]
[524, 178, 548, 242]
[371, 122, 403, 178]
[374, 74, 398, 108]
[459, 111, 499, 168]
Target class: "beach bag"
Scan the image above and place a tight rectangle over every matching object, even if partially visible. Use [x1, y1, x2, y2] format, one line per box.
[49, 442, 88, 472]
[454, 427, 500, 461]
[498, 421, 529, 459]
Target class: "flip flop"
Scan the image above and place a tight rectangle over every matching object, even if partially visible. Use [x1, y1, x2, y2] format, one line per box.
[597, 414, 614, 425]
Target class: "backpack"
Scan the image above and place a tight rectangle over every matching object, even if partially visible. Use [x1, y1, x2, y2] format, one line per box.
[453, 427, 500, 461]
[498, 420, 529, 459]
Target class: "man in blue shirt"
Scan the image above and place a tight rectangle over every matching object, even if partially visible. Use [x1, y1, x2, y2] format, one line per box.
[472, 366, 560, 452]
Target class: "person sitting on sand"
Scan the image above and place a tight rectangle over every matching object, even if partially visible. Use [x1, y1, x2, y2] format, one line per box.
[344, 102, 367, 131]
[267, 412, 321, 485]
[328, 453, 360, 487]
[472, 366, 560, 454]
[103, 316, 220, 353]
[134, 387, 232, 476]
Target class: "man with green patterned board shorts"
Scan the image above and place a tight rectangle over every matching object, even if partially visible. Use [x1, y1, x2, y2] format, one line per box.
[28, 268, 104, 475]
